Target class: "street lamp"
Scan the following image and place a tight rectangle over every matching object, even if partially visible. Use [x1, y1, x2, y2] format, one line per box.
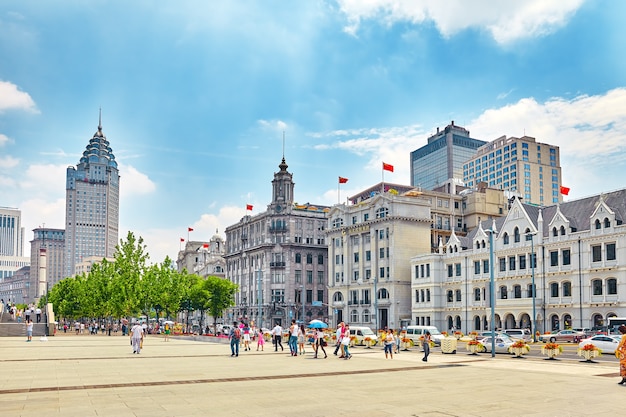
[485, 223, 497, 358]
[526, 232, 538, 342]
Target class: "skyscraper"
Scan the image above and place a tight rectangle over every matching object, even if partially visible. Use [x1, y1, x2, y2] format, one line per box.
[0, 207, 29, 280]
[410, 121, 486, 190]
[29, 228, 65, 301]
[64, 114, 119, 278]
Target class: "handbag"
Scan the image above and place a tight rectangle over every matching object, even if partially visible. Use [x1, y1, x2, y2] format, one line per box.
[321, 339, 327, 347]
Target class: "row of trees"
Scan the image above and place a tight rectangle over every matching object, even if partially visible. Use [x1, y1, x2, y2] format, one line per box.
[45, 232, 238, 333]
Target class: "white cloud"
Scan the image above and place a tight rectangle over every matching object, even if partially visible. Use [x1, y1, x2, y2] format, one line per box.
[119, 164, 156, 198]
[0, 80, 38, 113]
[257, 119, 289, 133]
[337, 0, 584, 44]
[0, 133, 12, 146]
[0, 155, 19, 169]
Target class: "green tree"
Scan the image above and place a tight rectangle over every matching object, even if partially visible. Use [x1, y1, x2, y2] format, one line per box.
[110, 231, 149, 318]
[204, 276, 238, 333]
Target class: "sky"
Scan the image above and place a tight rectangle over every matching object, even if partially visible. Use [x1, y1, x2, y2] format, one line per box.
[1, 0, 626, 265]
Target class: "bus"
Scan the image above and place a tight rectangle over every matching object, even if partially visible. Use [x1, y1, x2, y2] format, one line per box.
[607, 317, 626, 335]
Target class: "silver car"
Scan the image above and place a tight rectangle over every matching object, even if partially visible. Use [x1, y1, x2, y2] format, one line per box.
[478, 335, 516, 354]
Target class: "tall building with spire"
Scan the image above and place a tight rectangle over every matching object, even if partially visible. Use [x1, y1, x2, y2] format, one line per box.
[64, 113, 120, 278]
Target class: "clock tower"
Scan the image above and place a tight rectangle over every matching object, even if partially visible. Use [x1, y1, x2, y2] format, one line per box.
[271, 156, 294, 213]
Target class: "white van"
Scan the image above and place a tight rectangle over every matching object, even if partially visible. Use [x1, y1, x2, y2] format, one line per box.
[348, 326, 379, 346]
[404, 325, 445, 346]
[504, 328, 532, 342]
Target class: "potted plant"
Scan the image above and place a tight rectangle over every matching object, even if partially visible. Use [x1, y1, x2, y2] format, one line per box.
[541, 342, 563, 360]
[363, 336, 376, 348]
[349, 335, 357, 347]
[577, 344, 602, 362]
[400, 337, 414, 351]
[508, 340, 530, 358]
[468, 331, 478, 340]
[466, 340, 484, 355]
[454, 331, 463, 340]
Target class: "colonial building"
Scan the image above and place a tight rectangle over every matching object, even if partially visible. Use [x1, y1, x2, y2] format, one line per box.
[224, 157, 329, 328]
[176, 232, 226, 279]
[411, 189, 626, 334]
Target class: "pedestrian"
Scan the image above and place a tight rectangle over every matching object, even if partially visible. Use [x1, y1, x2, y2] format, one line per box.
[272, 322, 283, 352]
[298, 324, 306, 355]
[229, 321, 241, 357]
[315, 328, 327, 358]
[422, 331, 431, 362]
[384, 328, 395, 359]
[25, 318, 34, 342]
[256, 328, 265, 351]
[163, 323, 170, 342]
[130, 322, 144, 354]
[615, 325, 626, 385]
[288, 319, 298, 356]
[243, 322, 251, 351]
[333, 322, 345, 356]
[35, 307, 42, 323]
[341, 325, 352, 359]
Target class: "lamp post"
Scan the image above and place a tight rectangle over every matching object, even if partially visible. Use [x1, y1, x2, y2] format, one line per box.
[485, 226, 497, 358]
[526, 232, 538, 342]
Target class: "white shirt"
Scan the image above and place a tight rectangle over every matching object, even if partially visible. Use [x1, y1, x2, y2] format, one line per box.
[131, 324, 144, 338]
[272, 325, 282, 336]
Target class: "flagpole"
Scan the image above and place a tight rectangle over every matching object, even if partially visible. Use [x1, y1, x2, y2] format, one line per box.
[381, 167, 385, 194]
[338, 180, 340, 205]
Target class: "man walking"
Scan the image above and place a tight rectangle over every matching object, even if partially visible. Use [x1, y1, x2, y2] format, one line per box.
[272, 322, 283, 352]
[422, 331, 431, 362]
[333, 322, 345, 356]
[229, 321, 241, 357]
[288, 319, 298, 356]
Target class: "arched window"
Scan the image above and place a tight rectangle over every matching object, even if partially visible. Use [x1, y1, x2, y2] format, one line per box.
[447, 290, 453, 303]
[481, 240, 486, 249]
[447, 316, 454, 330]
[375, 207, 388, 219]
[595, 219, 601, 229]
[550, 282, 559, 297]
[350, 309, 359, 322]
[474, 288, 481, 301]
[513, 285, 522, 298]
[604, 218, 611, 228]
[362, 309, 370, 323]
[476, 241, 480, 249]
[560, 226, 566, 236]
[295, 253, 302, 263]
[527, 283, 535, 298]
[378, 288, 389, 299]
[503, 233, 509, 245]
[608, 278, 617, 295]
[455, 289, 461, 302]
[332, 218, 344, 228]
[455, 316, 461, 330]
[499, 285, 507, 299]
[306, 253, 313, 264]
[333, 292, 343, 302]
[514, 227, 520, 243]
[563, 281, 572, 297]
[552, 227, 558, 237]
[474, 316, 481, 331]
[592, 279, 603, 295]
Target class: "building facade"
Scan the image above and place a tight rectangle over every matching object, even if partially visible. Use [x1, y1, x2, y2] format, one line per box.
[64, 116, 120, 278]
[326, 191, 433, 330]
[224, 157, 329, 328]
[410, 121, 486, 190]
[0, 207, 30, 280]
[0, 266, 29, 304]
[411, 189, 626, 334]
[176, 232, 226, 278]
[28, 228, 65, 302]
[462, 135, 562, 206]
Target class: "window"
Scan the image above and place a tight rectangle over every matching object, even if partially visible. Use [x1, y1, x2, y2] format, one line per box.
[295, 270, 302, 283]
[550, 282, 559, 297]
[306, 254, 313, 264]
[499, 286, 507, 299]
[550, 251, 559, 267]
[514, 285, 522, 299]
[318, 271, 324, 284]
[527, 284, 535, 298]
[607, 243, 616, 261]
[362, 309, 370, 323]
[474, 261, 481, 275]
[379, 267, 385, 278]
[447, 264, 453, 277]
[317, 289, 324, 302]
[552, 227, 558, 237]
[307, 271, 313, 284]
[483, 260, 489, 274]
[379, 248, 385, 259]
[447, 290, 453, 302]
[563, 281, 572, 297]
[514, 227, 520, 243]
[560, 226, 566, 235]
[455, 263, 461, 276]
[592, 245, 602, 262]
[426, 289, 431, 302]
[350, 309, 359, 322]
[499, 257, 506, 272]
[365, 250, 371, 261]
[608, 278, 617, 295]
[474, 288, 481, 301]
[376, 207, 388, 219]
[318, 255, 324, 264]
[595, 219, 601, 229]
[592, 279, 603, 295]
[604, 218, 611, 228]
[426, 264, 430, 277]
[519, 254, 526, 270]
[455, 289, 461, 302]
[509, 256, 516, 270]
[503, 233, 509, 245]
[562, 249, 571, 266]
[378, 288, 389, 299]
[295, 253, 301, 263]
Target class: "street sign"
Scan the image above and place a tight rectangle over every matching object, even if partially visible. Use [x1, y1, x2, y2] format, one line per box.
[312, 301, 322, 307]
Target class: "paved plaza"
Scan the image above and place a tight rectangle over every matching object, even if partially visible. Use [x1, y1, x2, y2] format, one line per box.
[0, 333, 622, 417]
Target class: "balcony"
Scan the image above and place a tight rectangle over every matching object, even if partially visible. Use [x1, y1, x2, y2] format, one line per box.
[269, 225, 288, 233]
[269, 261, 286, 268]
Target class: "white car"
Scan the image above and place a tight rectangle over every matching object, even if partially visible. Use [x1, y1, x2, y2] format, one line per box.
[578, 335, 621, 354]
[478, 336, 516, 354]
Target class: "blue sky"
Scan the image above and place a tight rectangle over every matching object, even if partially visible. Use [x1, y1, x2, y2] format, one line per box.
[1, 0, 626, 264]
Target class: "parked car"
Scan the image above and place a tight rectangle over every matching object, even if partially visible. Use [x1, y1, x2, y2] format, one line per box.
[539, 329, 586, 343]
[217, 324, 233, 336]
[478, 336, 516, 354]
[405, 325, 445, 346]
[572, 328, 594, 338]
[504, 329, 532, 342]
[476, 331, 510, 342]
[578, 335, 622, 354]
[349, 326, 379, 346]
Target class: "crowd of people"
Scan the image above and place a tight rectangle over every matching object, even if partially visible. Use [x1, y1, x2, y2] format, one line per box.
[1, 299, 43, 323]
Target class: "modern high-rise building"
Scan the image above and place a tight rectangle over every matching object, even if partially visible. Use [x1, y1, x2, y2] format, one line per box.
[0, 207, 30, 280]
[64, 115, 120, 278]
[462, 135, 562, 206]
[410, 121, 486, 190]
[224, 157, 329, 328]
[28, 228, 65, 302]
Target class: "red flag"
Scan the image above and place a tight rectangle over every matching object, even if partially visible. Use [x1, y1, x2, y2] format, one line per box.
[560, 186, 570, 196]
[180, 238, 185, 242]
[382, 162, 394, 172]
[246, 204, 253, 211]
[338, 176, 348, 184]
[203, 243, 209, 249]
[188, 227, 194, 232]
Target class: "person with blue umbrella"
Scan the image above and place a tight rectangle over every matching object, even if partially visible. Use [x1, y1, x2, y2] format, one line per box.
[309, 320, 328, 358]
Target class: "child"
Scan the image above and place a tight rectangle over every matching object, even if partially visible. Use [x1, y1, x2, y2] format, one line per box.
[256, 328, 265, 351]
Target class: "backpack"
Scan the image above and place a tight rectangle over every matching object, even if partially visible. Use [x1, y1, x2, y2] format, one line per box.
[234, 328, 241, 339]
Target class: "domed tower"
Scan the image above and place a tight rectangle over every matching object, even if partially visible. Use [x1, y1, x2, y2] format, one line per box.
[64, 110, 120, 278]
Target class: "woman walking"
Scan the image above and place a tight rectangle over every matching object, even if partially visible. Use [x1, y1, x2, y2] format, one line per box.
[341, 324, 352, 359]
[616, 325, 626, 385]
[384, 328, 395, 359]
[298, 324, 306, 355]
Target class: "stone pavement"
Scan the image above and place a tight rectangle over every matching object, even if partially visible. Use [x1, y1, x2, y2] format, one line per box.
[0, 333, 622, 417]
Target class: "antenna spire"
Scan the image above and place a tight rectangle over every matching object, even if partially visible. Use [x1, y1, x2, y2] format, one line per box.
[282, 131, 285, 159]
[98, 108, 102, 131]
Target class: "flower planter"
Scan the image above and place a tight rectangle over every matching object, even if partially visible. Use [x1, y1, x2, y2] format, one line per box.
[508, 343, 530, 358]
[466, 342, 482, 355]
[543, 348, 561, 360]
[578, 348, 600, 362]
